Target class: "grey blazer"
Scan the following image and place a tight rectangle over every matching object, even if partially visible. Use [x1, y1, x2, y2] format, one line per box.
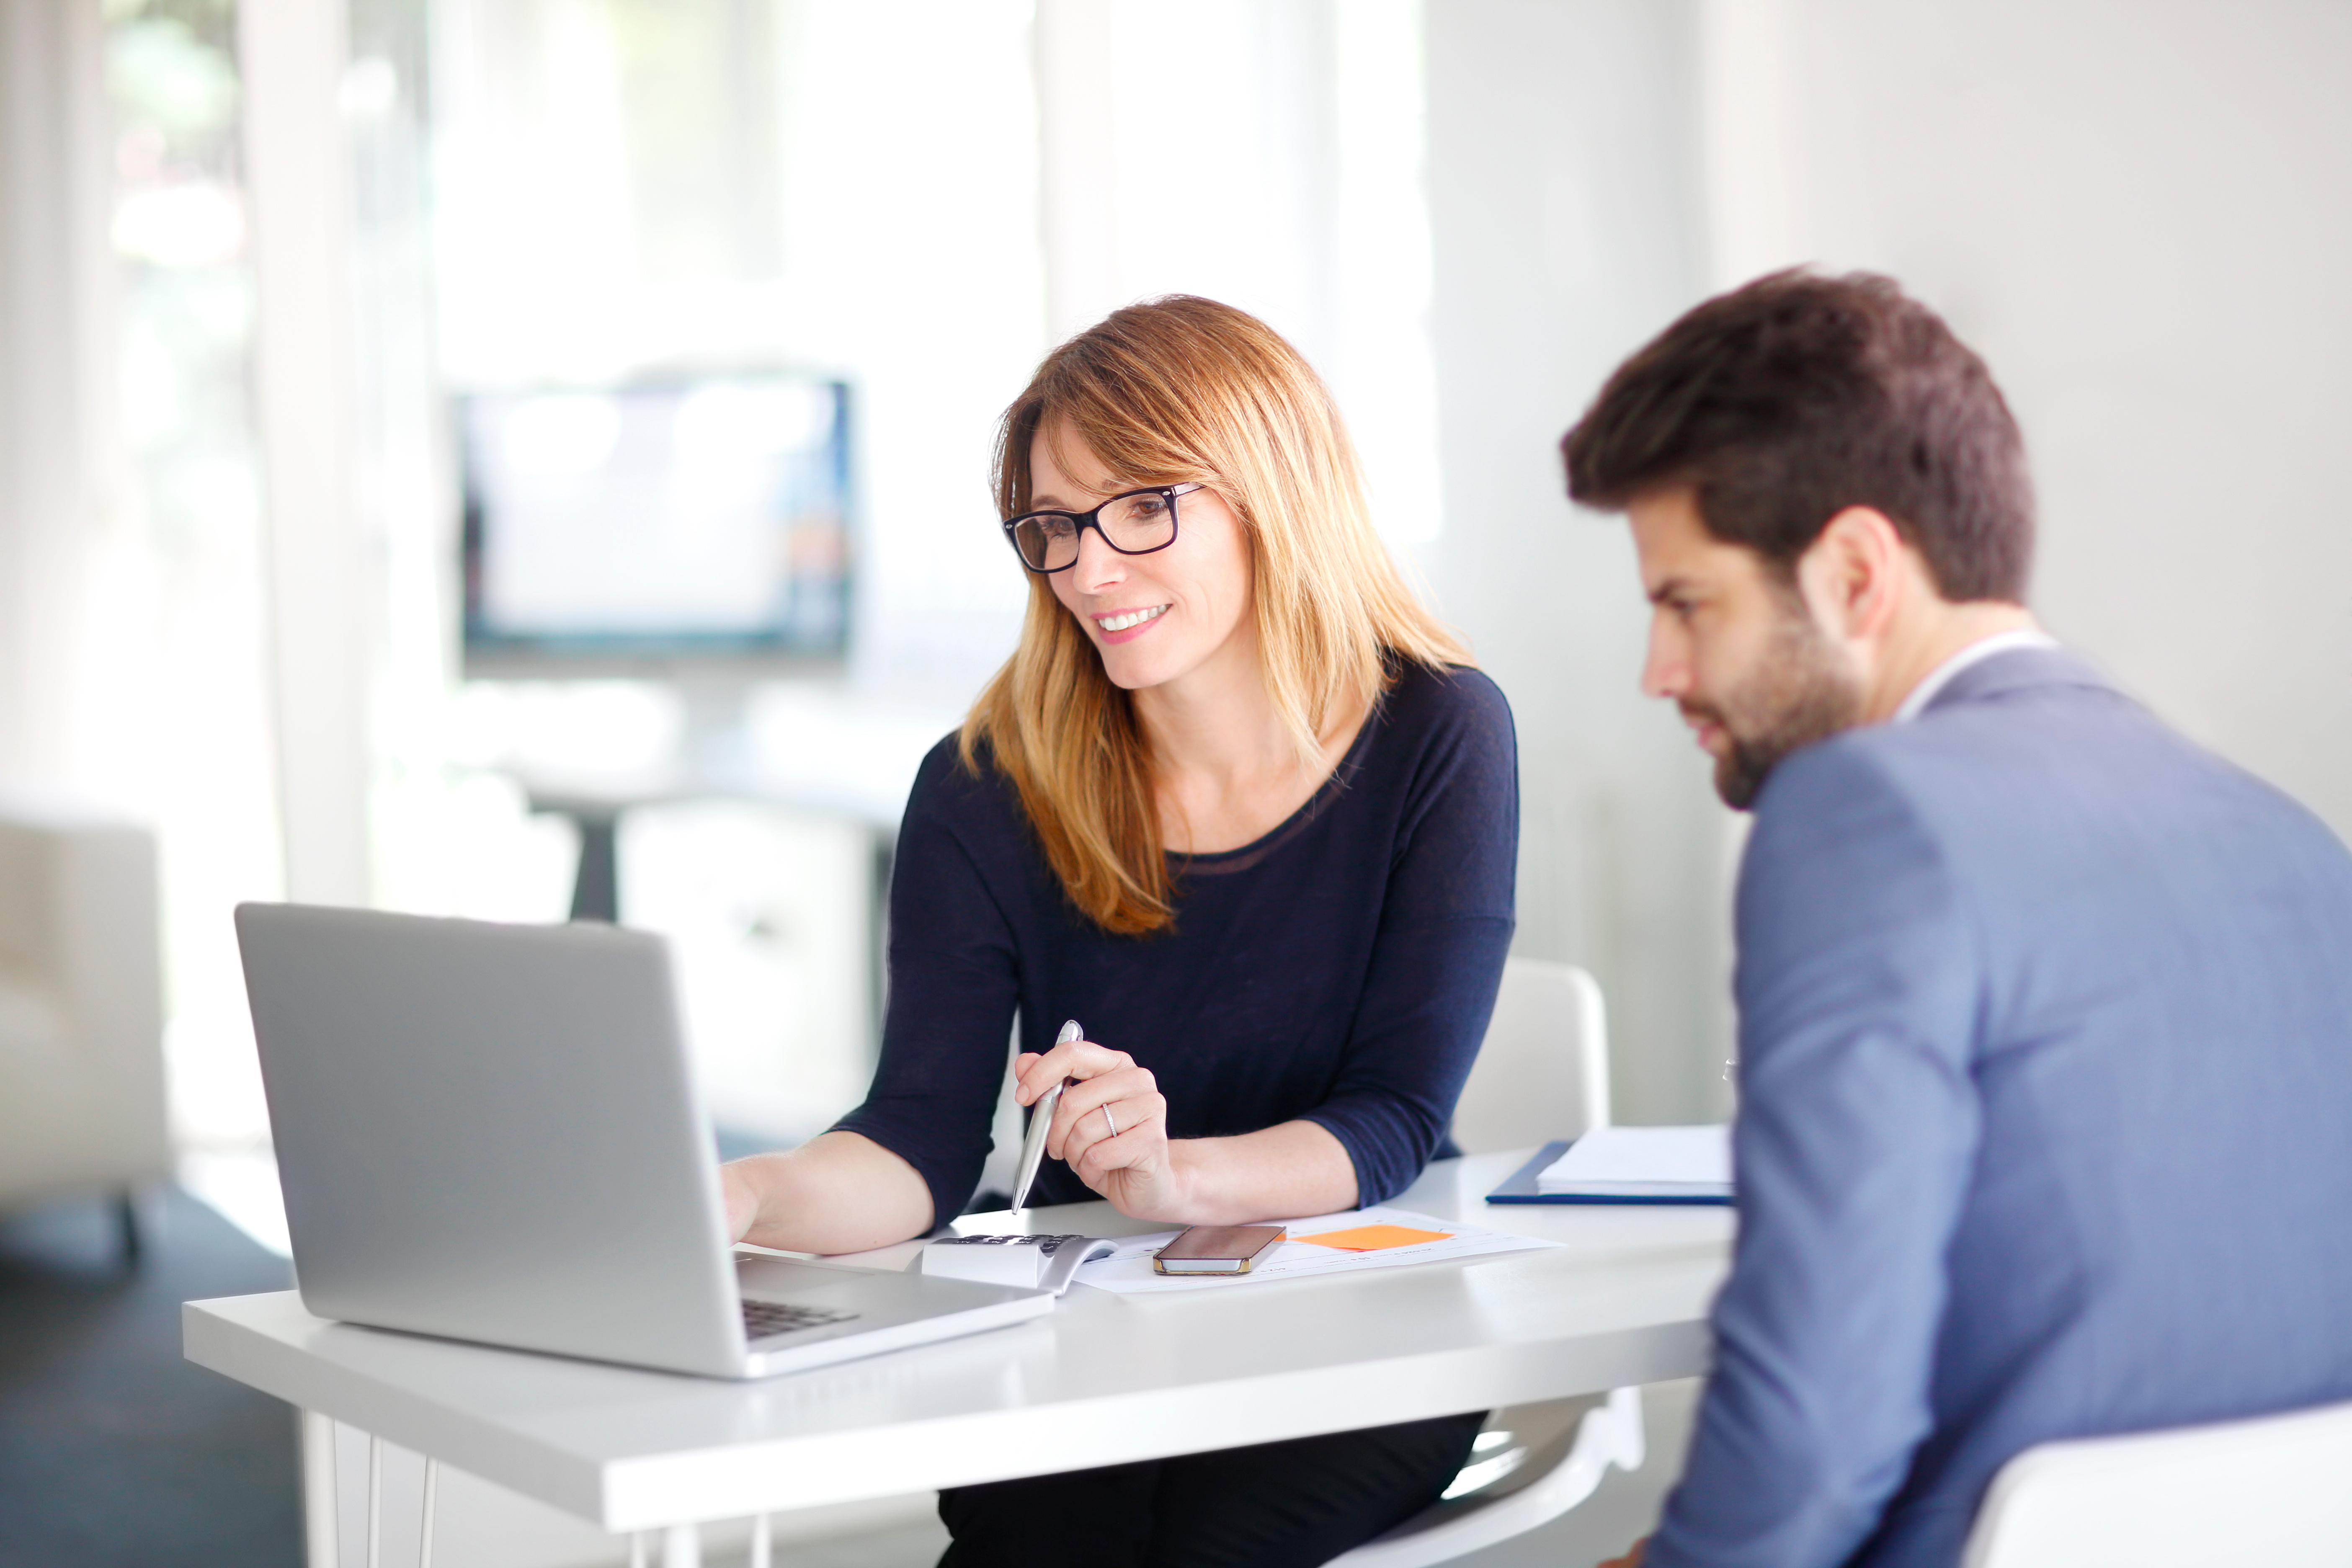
[1646, 647, 2352, 1568]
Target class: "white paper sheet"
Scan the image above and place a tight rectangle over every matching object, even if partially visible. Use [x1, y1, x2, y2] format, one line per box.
[1536, 1124, 1732, 1194]
[1070, 1206, 1556, 1295]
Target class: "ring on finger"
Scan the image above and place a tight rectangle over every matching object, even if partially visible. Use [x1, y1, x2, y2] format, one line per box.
[1099, 1103, 1118, 1139]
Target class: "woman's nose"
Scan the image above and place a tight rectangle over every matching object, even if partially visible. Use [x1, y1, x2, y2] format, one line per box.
[1071, 527, 1125, 591]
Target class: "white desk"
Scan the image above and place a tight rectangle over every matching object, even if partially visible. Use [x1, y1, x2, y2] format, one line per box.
[184, 1150, 1730, 1550]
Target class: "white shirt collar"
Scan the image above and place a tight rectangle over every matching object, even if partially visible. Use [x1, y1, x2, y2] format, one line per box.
[1893, 630, 2061, 724]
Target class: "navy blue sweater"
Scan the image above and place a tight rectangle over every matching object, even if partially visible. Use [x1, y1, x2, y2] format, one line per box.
[835, 660, 1518, 1222]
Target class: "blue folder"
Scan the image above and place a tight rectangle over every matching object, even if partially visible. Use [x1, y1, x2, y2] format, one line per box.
[1485, 1139, 1736, 1206]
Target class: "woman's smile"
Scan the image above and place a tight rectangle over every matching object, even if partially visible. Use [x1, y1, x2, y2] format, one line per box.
[1093, 603, 1170, 640]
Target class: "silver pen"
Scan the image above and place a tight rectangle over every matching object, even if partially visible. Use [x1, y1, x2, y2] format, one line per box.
[1009, 1019, 1083, 1212]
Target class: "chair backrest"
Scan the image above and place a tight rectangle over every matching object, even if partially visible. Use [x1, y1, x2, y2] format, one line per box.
[1963, 1396, 2352, 1568]
[1449, 957, 1609, 1155]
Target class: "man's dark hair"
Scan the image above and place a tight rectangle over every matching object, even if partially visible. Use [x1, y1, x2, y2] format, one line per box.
[1562, 269, 2034, 602]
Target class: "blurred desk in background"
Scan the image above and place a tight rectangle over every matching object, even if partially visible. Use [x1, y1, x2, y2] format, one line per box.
[508, 695, 956, 1041]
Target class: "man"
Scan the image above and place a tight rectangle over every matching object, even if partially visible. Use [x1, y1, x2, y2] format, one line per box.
[1563, 271, 2352, 1568]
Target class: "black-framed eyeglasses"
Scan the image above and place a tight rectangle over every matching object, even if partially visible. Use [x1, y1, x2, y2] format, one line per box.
[1001, 483, 1204, 574]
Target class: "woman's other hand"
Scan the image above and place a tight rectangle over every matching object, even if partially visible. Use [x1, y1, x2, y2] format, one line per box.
[720, 1130, 934, 1256]
[1014, 1035, 1178, 1219]
[1597, 1537, 1648, 1568]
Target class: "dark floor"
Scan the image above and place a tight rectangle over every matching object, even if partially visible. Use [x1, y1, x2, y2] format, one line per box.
[0, 1184, 301, 1568]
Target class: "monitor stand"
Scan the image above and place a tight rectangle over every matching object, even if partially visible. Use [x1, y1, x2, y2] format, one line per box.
[534, 673, 757, 923]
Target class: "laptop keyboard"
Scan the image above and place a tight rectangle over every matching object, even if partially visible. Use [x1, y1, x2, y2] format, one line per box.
[742, 1300, 859, 1340]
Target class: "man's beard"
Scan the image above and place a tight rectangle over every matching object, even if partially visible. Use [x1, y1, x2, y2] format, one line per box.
[1686, 608, 1866, 810]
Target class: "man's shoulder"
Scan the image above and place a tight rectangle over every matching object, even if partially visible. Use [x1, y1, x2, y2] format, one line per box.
[1767, 648, 2139, 810]
[1755, 648, 2346, 886]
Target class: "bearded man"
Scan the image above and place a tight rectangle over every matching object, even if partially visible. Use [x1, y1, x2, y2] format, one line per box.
[1564, 271, 2352, 1568]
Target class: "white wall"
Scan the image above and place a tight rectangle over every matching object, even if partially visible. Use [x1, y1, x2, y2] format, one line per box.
[240, 0, 373, 906]
[0, 0, 114, 788]
[1422, 0, 1735, 1125]
[1032, 0, 1446, 551]
[1787, 0, 2352, 837]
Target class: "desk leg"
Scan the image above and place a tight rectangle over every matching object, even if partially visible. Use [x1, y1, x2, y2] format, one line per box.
[418, 1459, 438, 1568]
[367, 1434, 384, 1568]
[301, 1409, 338, 1568]
[662, 1522, 701, 1567]
[750, 1514, 772, 1568]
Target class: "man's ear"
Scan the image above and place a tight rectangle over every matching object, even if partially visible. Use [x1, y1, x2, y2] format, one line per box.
[1795, 506, 1909, 644]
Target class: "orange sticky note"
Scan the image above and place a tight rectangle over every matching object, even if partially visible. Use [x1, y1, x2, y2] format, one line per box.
[1292, 1224, 1450, 1252]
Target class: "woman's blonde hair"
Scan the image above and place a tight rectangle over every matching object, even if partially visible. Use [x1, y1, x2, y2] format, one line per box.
[960, 295, 1469, 935]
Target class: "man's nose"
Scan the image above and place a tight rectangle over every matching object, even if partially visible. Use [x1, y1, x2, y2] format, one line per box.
[1640, 623, 1687, 701]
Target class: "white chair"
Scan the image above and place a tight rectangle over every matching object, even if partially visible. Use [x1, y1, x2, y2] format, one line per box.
[1332, 957, 1638, 1568]
[1962, 1396, 2352, 1568]
[1449, 957, 1609, 1157]
[0, 791, 169, 1258]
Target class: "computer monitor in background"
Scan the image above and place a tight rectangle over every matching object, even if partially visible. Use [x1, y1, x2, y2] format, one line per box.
[459, 375, 853, 697]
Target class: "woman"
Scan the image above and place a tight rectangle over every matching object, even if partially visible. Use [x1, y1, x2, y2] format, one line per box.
[723, 296, 1517, 1567]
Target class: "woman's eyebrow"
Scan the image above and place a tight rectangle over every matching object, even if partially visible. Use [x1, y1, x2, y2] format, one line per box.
[1027, 480, 1125, 511]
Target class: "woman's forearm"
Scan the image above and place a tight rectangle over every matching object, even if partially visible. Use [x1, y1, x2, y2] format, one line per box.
[1164, 1119, 1360, 1225]
[723, 1130, 936, 1256]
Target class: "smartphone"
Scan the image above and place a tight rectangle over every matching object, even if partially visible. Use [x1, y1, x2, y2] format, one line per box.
[1153, 1225, 1287, 1275]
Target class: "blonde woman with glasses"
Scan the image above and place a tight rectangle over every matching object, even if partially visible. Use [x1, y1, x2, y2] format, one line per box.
[724, 296, 1517, 1567]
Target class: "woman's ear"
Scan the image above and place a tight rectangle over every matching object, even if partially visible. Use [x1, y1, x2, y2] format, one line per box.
[1795, 506, 1909, 645]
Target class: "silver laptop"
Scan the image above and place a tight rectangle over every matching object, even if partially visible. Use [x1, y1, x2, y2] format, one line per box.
[235, 903, 1053, 1379]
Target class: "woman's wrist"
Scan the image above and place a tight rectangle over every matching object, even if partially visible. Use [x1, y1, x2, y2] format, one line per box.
[1155, 1139, 1208, 1220]
[1148, 1124, 1357, 1226]
[721, 1158, 761, 1241]
[726, 1151, 799, 1246]
[1153, 1136, 1276, 1226]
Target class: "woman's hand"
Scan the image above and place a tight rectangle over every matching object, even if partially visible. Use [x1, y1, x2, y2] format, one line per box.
[722, 1160, 759, 1241]
[1597, 1536, 1648, 1568]
[1013, 1039, 1360, 1225]
[1013, 1034, 1181, 1220]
